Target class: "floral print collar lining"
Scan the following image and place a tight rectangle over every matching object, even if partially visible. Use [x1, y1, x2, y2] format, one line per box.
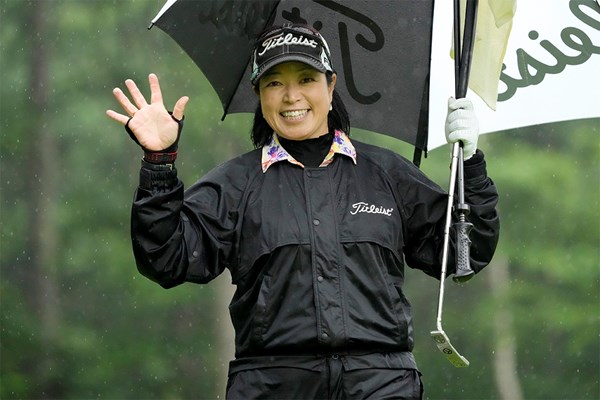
[261, 130, 357, 173]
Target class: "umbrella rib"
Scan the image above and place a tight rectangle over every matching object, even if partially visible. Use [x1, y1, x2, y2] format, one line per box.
[149, 0, 178, 29]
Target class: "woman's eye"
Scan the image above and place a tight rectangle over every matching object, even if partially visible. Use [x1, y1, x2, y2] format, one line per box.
[265, 80, 281, 87]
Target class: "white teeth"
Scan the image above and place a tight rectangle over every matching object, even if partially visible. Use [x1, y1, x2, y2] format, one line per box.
[281, 110, 307, 118]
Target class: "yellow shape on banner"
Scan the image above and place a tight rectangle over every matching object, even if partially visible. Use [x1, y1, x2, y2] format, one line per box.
[454, 0, 517, 110]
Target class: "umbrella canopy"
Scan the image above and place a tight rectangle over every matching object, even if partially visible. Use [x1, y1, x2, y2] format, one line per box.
[150, 0, 435, 150]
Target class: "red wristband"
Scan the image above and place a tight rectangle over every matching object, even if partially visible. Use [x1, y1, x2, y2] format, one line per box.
[143, 151, 177, 164]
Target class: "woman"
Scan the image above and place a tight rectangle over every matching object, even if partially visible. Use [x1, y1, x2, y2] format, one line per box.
[107, 24, 499, 400]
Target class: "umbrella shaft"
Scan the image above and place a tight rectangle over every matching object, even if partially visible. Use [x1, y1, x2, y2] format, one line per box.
[455, 0, 479, 99]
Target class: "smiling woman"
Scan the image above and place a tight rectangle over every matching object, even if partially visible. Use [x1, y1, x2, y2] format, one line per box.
[257, 62, 335, 141]
[107, 22, 500, 400]
[249, 24, 347, 148]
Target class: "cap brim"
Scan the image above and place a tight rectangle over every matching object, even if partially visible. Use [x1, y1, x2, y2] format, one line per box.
[252, 54, 328, 86]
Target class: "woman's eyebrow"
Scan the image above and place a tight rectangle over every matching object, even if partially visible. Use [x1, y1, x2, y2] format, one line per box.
[265, 65, 316, 77]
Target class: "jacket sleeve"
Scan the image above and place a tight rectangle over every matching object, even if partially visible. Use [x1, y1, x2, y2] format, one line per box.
[130, 163, 241, 289]
[459, 150, 500, 275]
[400, 150, 500, 279]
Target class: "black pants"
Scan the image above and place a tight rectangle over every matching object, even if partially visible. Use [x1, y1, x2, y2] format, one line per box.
[226, 355, 423, 400]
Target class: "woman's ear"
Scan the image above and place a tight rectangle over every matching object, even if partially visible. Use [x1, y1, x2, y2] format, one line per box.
[328, 73, 337, 100]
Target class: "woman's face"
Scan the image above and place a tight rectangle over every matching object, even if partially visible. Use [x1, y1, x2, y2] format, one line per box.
[258, 61, 336, 141]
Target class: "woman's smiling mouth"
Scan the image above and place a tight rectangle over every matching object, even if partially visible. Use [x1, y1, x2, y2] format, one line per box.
[281, 109, 308, 120]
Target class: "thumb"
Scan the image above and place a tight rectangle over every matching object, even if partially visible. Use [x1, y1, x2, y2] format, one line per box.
[172, 96, 189, 121]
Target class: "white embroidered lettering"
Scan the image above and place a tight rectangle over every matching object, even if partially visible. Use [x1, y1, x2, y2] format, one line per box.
[350, 202, 394, 216]
[258, 33, 318, 56]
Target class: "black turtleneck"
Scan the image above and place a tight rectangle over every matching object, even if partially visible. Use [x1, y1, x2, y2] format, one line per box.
[278, 133, 334, 168]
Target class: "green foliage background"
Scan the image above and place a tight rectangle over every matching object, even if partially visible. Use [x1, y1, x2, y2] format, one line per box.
[1, 1, 598, 399]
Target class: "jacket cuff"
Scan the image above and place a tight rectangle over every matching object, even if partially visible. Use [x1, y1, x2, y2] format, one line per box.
[463, 150, 487, 181]
[139, 159, 179, 191]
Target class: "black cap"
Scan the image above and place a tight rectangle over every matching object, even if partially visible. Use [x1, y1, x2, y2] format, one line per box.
[251, 24, 334, 86]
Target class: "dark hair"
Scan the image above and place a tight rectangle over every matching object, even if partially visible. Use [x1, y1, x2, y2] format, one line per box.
[250, 72, 350, 148]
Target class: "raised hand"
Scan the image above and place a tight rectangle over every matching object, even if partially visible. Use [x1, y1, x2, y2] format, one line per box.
[106, 73, 189, 151]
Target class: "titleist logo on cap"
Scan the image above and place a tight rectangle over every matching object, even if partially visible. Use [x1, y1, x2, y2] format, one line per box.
[258, 33, 319, 56]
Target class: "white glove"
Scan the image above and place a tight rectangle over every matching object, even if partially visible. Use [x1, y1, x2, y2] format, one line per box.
[445, 97, 479, 160]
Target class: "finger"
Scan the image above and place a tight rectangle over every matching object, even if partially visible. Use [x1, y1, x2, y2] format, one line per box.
[447, 115, 473, 132]
[106, 109, 130, 125]
[112, 87, 138, 116]
[449, 108, 473, 122]
[456, 97, 474, 110]
[125, 78, 149, 109]
[172, 96, 189, 121]
[449, 97, 474, 111]
[148, 73, 164, 105]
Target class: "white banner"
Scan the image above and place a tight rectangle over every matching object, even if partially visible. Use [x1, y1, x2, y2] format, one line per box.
[428, 0, 600, 150]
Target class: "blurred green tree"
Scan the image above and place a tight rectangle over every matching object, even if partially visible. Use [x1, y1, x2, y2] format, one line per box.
[1, 1, 598, 399]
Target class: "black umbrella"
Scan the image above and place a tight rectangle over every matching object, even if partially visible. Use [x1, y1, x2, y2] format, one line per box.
[150, 0, 435, 158]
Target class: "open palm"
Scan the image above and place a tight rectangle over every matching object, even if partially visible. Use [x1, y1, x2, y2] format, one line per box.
[106, 73, 189, 151]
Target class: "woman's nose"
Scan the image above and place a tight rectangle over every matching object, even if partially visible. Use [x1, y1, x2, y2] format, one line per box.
[283, 84, 301, 103]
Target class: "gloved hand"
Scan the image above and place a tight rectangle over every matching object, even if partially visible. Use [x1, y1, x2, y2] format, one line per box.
[445, 97, 479, 160]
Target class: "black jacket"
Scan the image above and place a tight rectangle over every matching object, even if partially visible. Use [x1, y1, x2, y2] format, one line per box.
[131, 140, 499, 362]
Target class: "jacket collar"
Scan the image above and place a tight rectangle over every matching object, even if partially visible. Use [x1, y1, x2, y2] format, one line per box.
[261, 130, 357, 173]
